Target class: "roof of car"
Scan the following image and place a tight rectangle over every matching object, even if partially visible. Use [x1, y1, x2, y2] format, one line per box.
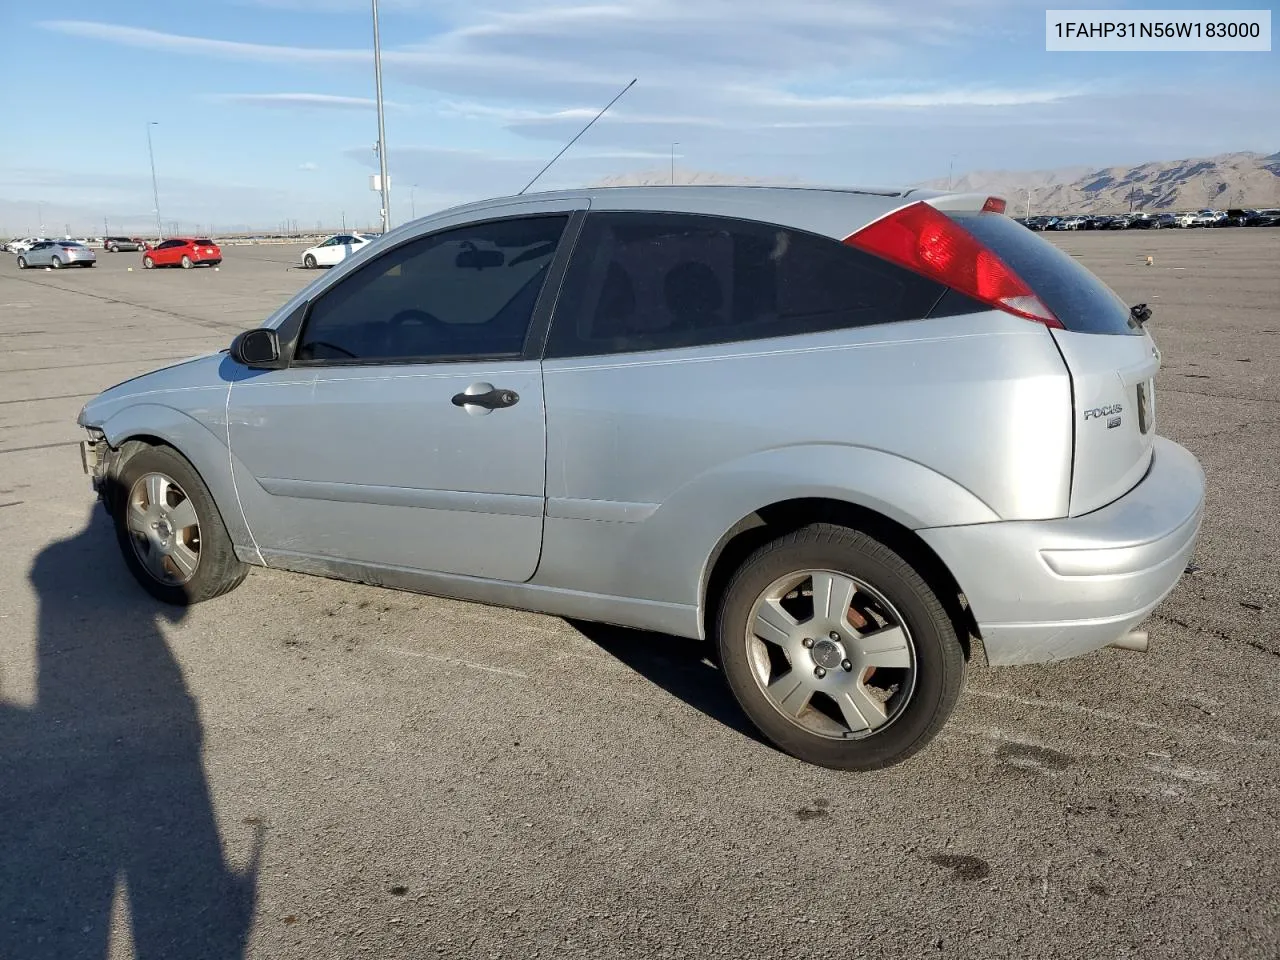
[406, 183, 950, 242]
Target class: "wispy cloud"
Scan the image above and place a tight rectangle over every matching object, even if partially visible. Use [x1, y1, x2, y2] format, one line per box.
[211, 92, 406, 110]
[743, 87, 1085, 110]
[40, 20, 364, 64]
[298, 161, 320, 171]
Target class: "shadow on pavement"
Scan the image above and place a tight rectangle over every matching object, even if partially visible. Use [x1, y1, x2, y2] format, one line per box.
[0, 500, 262, 959]
[566, 619, 773, 749]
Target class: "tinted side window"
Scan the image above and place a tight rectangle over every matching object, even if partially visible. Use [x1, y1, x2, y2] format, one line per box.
[546, 212, 948, 358]
[296, 215, 568, 364]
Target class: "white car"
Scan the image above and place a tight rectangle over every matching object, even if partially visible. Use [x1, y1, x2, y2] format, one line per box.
[300, 233, 374, 269]
[6, 237, 45, 254]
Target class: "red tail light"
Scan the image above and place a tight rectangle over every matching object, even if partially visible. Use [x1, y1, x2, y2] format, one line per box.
[844, 201, 1061, 328]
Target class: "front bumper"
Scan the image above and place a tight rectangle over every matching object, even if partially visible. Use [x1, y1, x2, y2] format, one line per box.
[920, 436, 1205, 666]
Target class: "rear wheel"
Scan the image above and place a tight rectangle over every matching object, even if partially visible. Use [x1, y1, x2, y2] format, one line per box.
[111, 445, 248, 605]
[716, 523, 964, 770]
[181, 255, 192, 269]
[50, 257, 62, 269]
[304, 254, 317, 269]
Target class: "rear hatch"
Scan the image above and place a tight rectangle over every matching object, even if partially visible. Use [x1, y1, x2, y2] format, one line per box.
[949, 211, 1158, 515]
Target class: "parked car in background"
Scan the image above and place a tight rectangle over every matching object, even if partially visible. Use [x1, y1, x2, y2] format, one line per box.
[75, 184, 1205, 771]
[300, 233, 375, 269]
[1152, 214, 1178, 229]
[1185, 209, 1222, 227]
[6, 237, 46, 254]
[142, 237, 222, 269]
[103, 235, 146, 252]
[16, 239, 97, 269]
[1249, 209, 1280, 226]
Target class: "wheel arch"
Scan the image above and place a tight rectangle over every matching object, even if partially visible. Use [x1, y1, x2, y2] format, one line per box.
[700, 497, 980, 662]
[97, 404, 255, 552]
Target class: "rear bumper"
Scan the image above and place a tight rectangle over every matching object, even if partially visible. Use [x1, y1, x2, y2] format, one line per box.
[919, 436, 1205, 666]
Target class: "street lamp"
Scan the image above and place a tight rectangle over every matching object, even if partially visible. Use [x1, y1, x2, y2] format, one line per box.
[146, 122, 164, 240]
[947, 153, 958, 191]
[371, 0, 391, 234]
[671, 142, 679, 185]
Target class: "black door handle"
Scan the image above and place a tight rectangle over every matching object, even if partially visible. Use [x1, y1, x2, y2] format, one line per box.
[451, 386, 520, 409]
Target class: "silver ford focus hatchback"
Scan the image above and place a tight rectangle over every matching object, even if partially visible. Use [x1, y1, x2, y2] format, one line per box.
[77, 185, 1205, 769]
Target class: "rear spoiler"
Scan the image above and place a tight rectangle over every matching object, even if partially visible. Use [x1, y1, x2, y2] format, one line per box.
[913, 191, 1010, 214]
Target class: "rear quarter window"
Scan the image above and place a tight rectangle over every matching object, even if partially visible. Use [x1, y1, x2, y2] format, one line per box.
[954, 212, 1141, 335]
[546, 211, 950, 359]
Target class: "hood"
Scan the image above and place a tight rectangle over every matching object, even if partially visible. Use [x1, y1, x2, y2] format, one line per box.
[78, 351, 229, 428]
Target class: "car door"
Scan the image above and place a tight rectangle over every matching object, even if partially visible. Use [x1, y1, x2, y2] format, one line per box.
[26, 242, 51, 266]
[150, 239, 176, 265]
[314, 237, 342, 266]
[227, 202, 586, 582]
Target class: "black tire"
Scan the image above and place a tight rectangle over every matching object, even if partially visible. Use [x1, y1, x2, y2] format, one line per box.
[50, 257, 62, 269]
[716, 523, 964, 770]
[111, 444, 249, 605]
[16, 256, 26, 269]
[304, 254, 317, 269]
[109, 244, 119, 253]
[181, 255, 192, 269]
[143, 255, 154, 269]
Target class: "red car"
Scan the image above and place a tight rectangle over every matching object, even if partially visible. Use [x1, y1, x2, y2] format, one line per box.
[141, 237, 222, 269]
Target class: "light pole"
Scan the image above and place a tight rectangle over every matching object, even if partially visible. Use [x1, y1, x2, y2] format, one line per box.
[411, 183, 417, 220]
[947, 153, 958, 191]
[37, 201, 44, 236]
[371, 0, 391, 234]
[146, 122, 164, 240]
[671, 142, 678, 185]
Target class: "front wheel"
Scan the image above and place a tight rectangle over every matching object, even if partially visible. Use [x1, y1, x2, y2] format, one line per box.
[143, 256, 154, 269]
[109, 244, 119, 252]
[716, 523, 964, 770]
[111, 444, 249, 605]
[180, 255, 192, 269]
[16, 256, 26, 269]
[304, 254, 317, 269]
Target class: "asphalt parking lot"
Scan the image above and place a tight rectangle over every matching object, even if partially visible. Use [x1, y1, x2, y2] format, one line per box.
[1, 229, 1277, 959]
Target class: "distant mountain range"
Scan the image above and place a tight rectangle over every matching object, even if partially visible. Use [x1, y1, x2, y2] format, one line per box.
[593, 151, 1280, 214]
[918, 150, 1280, 215]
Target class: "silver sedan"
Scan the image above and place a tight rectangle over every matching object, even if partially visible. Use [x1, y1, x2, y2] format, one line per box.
[17, 240, 97, 269]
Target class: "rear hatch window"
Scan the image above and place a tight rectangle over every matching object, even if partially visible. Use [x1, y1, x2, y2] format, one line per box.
[195, 238, 215, 246]
[952, 212, 1141, 335]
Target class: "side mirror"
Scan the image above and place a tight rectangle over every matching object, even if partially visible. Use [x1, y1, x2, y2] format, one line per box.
[229, 328, 283, 369]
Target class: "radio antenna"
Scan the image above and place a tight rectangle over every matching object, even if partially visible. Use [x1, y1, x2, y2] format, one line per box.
[517, 78, 638, 196]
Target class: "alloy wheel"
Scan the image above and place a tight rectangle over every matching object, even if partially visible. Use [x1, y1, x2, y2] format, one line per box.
[745, 569, 917, 739]
[125, 472, 202, 585]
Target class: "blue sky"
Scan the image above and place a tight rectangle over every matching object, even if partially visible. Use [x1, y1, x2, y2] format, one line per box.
[0, 0, 1275, 234]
